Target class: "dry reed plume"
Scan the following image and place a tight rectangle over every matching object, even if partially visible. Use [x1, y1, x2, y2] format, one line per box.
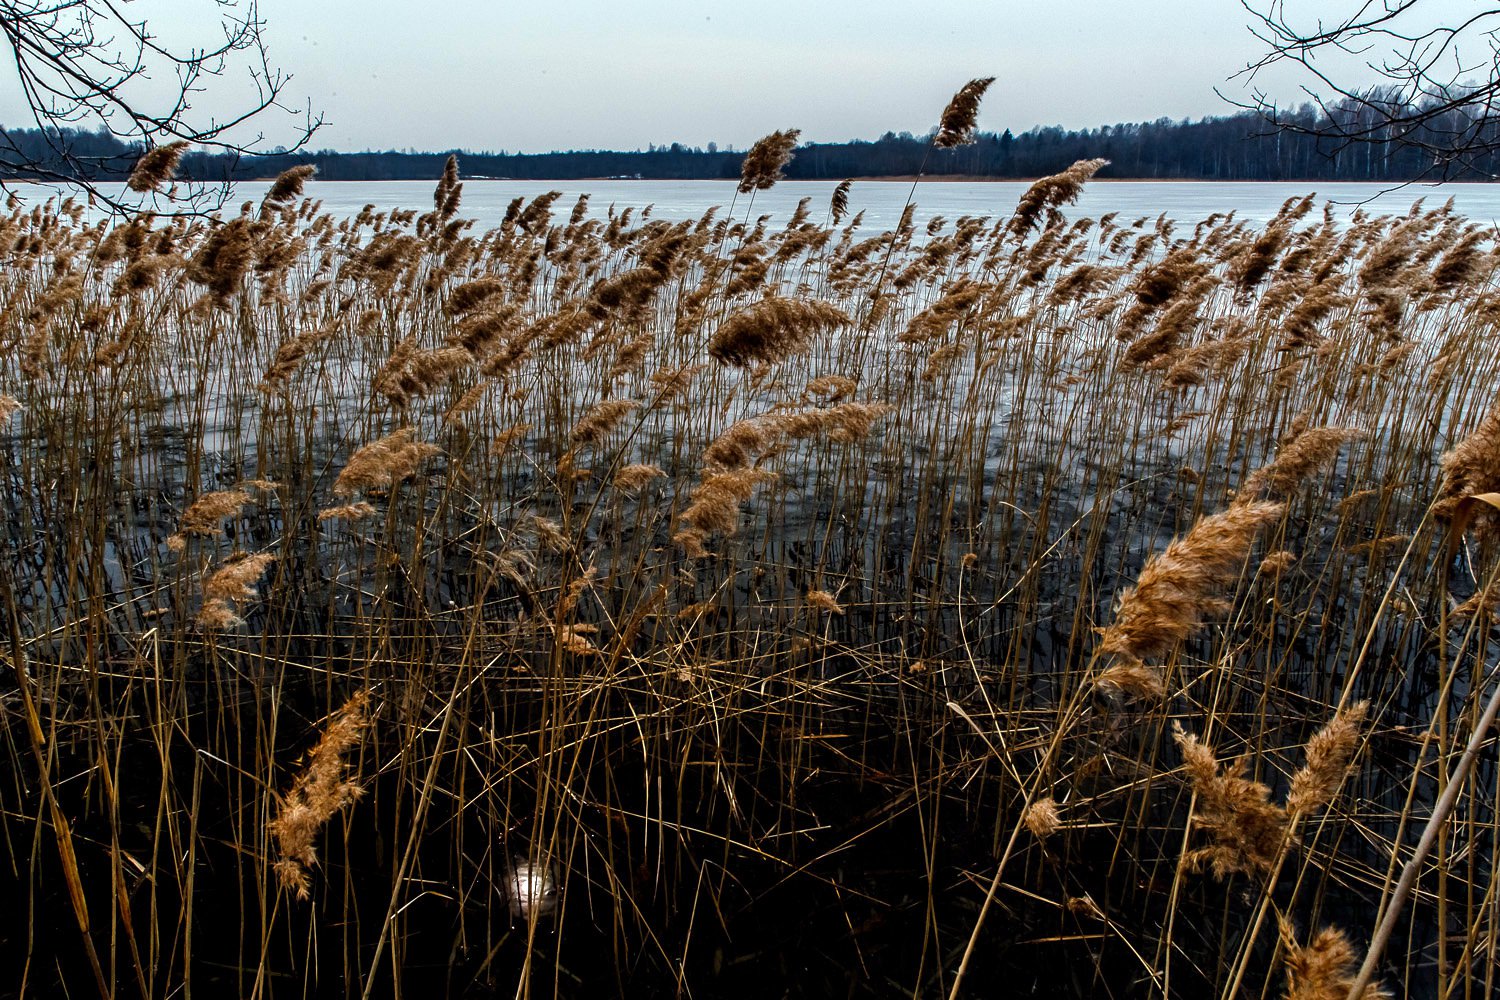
[675, 468, 776, 557]
[830, 179, 852, 224]
[613, 463, 665, 492]
[934, 77, 995, 148]
[804, 589, 845, 615]
[445, 276, 509, 316]
[168, 489, 253, 552]
[1240, 426, 1362, 502]
[738, 129, 801, 193]
[1437, 397, 1500, 533]
[198, 552, 276, 629]
[333, 428, 441, 495]
[1009, 158, 1109, 236]
[707, 296, 850, 366]
[1287, 700, 1369, 816]
[774, 401, 894, 442]
[1278, 921, 1390, 1000]
[269, 691, 371, 900]
[569, 399, 639, 446]
[126, 141, 190, 192]
[1022, 798, 1061, 839]
[263, 164, 317, 206]
[318, 501, 378, 522]
[1172, 722, 1288, 879]
[1098, 500, 1285, 663]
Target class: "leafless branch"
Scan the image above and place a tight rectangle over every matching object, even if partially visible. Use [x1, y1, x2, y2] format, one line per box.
[1234, 1, 1500, 179]
[0, 0, 322, 213]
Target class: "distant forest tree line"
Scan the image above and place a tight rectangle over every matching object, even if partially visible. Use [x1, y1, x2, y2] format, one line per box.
[4, 103, 1498, 185]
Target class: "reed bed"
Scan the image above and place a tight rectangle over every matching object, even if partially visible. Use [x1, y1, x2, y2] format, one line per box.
[2, 151, 1500, 999]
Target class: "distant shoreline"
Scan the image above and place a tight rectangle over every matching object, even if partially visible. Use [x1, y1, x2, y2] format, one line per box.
[230, 176, 1480, 186]
[9, 110, 1497, 188]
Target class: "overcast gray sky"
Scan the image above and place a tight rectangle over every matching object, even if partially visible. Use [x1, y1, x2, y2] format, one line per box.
[0, 1, 1455, 153]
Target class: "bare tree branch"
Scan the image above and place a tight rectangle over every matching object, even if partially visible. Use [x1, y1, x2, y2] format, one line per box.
[0, 0, 322, 213]
[1234, 1, 1500, 179]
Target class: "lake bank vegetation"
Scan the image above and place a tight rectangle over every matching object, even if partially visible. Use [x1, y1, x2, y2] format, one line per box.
[3, 85, 1500, 998]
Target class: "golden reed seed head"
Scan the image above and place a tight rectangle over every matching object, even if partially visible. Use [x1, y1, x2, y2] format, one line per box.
[185, 217, 258, 305]
[526, 517, 567, 553]
[196, 599, 245, 631]
[264, 165, 317, 205]
[479, 330, 533, 378]
[318, 502, 378, 523]
[556, 623, 601, 656]
[491, 424, 531, 457]
[1099, 501, 1285, 663]
[708, 296, 850, 367]
[803, 374, 858, 402]
[585, 264, 672, 319]
[675, 468, 777, 554]
[168, 490, 253, 552]
[703, 417, 774, 470]
[1239, 427, 1362, 503]
[1358, 217, 1422, 290]
[771, 402, 895, 443]
[445, 277, 509, 317]
[804, 589, 845, 615]
[1127, 245, 1211, 310]
[269, 690, 372, 900]
[1093, 660, 1167, 705]
[1430, 228, 1487, 291]
[934, 77, 995, 148]
[612, 463, 666, 493]
[1009, 158, 1109, 237]
[126, 141, 190, 192]
[569, 399, 639, 447]
[898, 279, 984, 344]
[605, 333, 652, 383]
[1022, 798, 1061, 839]
[556, 566, 598, 621]
[738, 129, 801, 194]
[515, 190, 563, 233]
[260, 324, 336, 392]
[1171, 722, 1288, 880]
[699, 401, 892, 471]
[433, 154, 462, 219]
[1259, 550, 1298, 575]
[1453, 576, 1500, 617]
[197, 552, 276, 630]
[373, 342, 473, 406]
[830, 180, 852, 225]
[1278, 920, 1391, 1000]
[1280, 279, 1349, 350]
[442, 382, 489, 425]
[1286, 701, 1368, 816]
[1437, 399, 1500, 542]
[334, 428, 441, 496]
[202, 552, 276, 604]
[1121, 306, 1197, 371]
[568, 193, 591, 226]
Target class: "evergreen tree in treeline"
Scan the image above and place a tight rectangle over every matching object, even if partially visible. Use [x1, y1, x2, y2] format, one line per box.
[4, 102, 1498, 185]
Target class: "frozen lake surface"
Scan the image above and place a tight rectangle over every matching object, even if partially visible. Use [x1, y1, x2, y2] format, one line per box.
[271, 178, 1500, 229]
[36, 177, 1500, 230]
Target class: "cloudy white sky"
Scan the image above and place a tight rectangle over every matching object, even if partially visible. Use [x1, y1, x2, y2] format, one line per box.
[0, 0, 1477, 153]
